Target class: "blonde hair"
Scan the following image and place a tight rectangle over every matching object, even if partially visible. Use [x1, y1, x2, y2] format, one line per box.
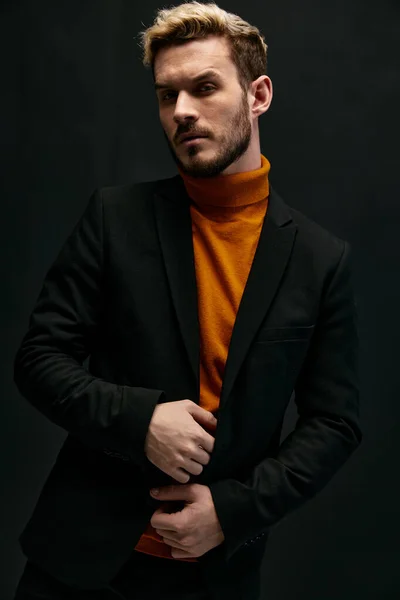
[137, 1, 268, 93]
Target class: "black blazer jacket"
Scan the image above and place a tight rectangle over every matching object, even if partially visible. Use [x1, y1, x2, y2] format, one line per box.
[13, 174, 362, 599]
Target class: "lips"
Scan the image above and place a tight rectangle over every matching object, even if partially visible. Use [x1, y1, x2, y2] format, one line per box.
[180, 134, 206, 144]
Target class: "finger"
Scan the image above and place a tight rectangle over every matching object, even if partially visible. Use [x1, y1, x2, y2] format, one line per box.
[162, 536, 189, 551]
[171, 550, 194, 559]
[155, 528, 183, 542]
[151, 511, 180, 531]
[155, 528, 174, 537]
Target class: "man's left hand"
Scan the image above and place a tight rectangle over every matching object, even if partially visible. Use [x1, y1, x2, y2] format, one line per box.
[149, 483, 225, 559]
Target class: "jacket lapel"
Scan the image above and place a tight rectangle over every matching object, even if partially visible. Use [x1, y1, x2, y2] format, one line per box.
[153, 175, 297, 412]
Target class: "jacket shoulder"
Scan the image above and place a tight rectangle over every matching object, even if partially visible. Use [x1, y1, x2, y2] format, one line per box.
[97, 176, 175, 207]
[283, 197, 350, 258]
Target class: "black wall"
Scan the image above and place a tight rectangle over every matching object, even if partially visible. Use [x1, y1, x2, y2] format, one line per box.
[2, 1, 400, 598]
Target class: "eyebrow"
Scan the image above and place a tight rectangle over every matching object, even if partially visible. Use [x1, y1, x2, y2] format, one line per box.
[154, 69, 222, 91]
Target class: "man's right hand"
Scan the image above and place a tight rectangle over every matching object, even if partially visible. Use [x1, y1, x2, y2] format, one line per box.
[144, 399, 218, 483]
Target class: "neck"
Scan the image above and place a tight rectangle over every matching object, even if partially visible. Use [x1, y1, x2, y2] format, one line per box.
[178, 154, 271, 208]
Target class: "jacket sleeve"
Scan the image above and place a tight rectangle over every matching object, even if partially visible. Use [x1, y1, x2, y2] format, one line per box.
[208, 240, 363, 562]
[13, 189, 164, 472]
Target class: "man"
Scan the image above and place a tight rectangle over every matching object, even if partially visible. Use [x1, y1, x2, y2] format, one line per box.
[13, 2, 362, 599]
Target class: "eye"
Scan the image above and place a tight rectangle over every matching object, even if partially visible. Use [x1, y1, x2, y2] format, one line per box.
[161, 84, 215, 102]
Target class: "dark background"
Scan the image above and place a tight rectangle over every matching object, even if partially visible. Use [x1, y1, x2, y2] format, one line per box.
[2, 0, 400, 598]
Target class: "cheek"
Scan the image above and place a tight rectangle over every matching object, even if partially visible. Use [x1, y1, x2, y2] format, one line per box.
[158, 111, 171, 133]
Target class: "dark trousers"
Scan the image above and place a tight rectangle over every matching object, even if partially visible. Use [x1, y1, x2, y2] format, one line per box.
[13, 551, 213, 600]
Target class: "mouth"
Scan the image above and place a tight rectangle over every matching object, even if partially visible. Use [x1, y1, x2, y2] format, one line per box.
[180, 135, 208, 145]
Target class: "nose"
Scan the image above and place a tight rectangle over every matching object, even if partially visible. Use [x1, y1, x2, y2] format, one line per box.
[173, 92, 199, 125]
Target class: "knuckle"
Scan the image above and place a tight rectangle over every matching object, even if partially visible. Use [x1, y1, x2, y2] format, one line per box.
[183, 445, 192, 456]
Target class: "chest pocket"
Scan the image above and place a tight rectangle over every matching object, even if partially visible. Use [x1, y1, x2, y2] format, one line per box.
[256, 324, 315, 343]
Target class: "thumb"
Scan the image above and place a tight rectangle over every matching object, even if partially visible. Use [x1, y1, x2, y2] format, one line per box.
[193, 405, 218, 427]
[150, 485, 191, 499]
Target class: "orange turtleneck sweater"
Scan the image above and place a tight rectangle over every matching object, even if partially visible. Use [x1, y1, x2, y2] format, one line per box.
[134, 153, 271, 562]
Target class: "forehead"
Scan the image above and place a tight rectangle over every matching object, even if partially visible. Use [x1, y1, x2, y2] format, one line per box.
[154, 35, 235, 85]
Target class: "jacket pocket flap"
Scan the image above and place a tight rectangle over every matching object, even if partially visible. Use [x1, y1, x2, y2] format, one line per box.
[256, 324, 315, 342]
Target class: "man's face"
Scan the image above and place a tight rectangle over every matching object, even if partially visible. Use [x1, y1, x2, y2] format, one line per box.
[154, 35, 253, 178]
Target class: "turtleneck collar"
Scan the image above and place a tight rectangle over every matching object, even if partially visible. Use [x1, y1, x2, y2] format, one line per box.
[177, 154, 270, 209]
